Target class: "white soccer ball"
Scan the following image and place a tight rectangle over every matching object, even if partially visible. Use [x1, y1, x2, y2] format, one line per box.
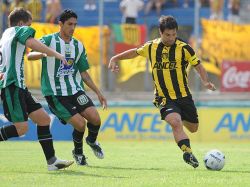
[203, 149, 225, 171]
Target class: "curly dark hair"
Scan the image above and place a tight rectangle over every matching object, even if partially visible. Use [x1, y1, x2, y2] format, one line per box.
[8, 7, 32, 27]
[159, 15, 178, 33]
[59, 9, 78, 23]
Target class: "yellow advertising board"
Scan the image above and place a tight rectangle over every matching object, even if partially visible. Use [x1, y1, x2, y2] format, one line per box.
[98, 107, 250, 142]
[197, 108, 250, 142]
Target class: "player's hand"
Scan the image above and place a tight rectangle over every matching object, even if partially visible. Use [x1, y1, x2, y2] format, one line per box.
[204, 81, 216, 91]
[56, 54, 67, 65]
[108, 59, 119, 73]
[97, 93, 107, 110]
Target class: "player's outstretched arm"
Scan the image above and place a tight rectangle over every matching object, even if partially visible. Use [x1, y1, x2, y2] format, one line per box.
[26, 38, 67, 64]
[194, 63, 216, 91]
[81, 71, 107, 110]
[108, 48, 138, 73]
[27, 51, 47, 61]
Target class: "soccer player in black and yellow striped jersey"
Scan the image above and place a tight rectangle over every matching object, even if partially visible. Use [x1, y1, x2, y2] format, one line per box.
[109, 15, 216, 168]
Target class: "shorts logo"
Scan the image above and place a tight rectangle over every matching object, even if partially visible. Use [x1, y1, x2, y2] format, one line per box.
[77, 95, 88, 105]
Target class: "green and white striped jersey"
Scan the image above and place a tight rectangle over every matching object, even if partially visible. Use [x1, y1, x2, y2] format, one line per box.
[40, 33, 89, 96]
[0, 26, 35, 89]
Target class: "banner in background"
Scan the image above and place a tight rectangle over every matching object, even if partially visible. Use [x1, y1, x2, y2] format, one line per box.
[99, 107, 250, 142]
[118, 56, 149, 82]
[200, 52, 221, 75]
[197, 108, 250, 142]
[25, 22, 110, 88]
[1, 106, 249, 142]
[201, 19, 250, 75]
[221, 61, 250, 92]
[112, 24, 146, 50]
[112, 24, 148, 82]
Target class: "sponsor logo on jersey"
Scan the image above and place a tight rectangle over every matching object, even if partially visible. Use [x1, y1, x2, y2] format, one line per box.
[153, 61, 177, 70]
[56, 57, 75, 77]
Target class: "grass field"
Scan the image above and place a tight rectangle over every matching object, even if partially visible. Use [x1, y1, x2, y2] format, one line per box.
[0, 141, 249, 187]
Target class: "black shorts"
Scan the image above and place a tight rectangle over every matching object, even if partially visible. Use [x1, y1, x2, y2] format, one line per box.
[45, 91, 94, 122]
[154, 96, 199, 123]
[1, 84, 42, 122]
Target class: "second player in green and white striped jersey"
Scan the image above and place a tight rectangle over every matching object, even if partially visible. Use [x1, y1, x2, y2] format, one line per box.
[28, 9, 107, 165]
[40, 32, 89, 96]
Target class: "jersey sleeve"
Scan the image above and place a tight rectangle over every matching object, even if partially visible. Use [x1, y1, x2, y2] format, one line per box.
[16, 26, 35, 45]
[76, 47, 90, 72]
[183, 44, 200, 66]
[39, 35, 52, 46]
[136, 42, 151, 58]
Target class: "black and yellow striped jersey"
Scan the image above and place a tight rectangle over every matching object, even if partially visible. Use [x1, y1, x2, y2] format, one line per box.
[136, 38, 200, 100]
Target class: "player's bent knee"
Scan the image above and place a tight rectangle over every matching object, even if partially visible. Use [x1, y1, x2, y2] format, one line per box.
[69, 114, 86, 132]
[85, 113, 101, 126]
[73, 120, 86, 132]
[14, 123, 28, 136]
[189, 127, 198, 133]
[75, 123, 85, 132]
[29, 109, 51, 126]
[93, 118, 101, 126]
[37, 115, 51, 126]
[43, 115, 51, 125]
[189, 124, 199, 133]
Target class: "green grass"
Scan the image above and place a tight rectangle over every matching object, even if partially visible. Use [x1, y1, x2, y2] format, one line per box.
[0, 141, 249, 187]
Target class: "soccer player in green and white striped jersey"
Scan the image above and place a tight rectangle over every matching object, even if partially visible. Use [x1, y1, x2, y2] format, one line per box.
[0, 8, 74, 171]
[28, 9, 107, 166]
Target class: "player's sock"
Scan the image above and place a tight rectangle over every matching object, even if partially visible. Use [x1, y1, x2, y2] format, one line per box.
[37, 125, 55, 163]
[86, 122, 100, 143]
[47, 156, 57, 165]
[177, 139, 192, 153]
[178, 139, 199, 168]
[0, 125, 19, 141]
[72, 129, 84, 154]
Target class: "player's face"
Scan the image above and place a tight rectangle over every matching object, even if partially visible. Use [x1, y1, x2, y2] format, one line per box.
[61, 17, 77, 37]
[159, 28, 177, 46]
[18, 19, 32, 27]
[25, 19, 32, 26]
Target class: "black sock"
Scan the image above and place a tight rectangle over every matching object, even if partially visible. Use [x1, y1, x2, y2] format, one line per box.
[86, 122, 100, 143]
[0, 125, 19, 141]
[37, 125, 55, 162]
[72, 129, 84, 154]
[177, 139, 192, 153]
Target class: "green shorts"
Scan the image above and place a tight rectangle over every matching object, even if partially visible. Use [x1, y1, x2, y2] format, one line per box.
[1, 84, 42, 122]
[45, 91, 94, 123]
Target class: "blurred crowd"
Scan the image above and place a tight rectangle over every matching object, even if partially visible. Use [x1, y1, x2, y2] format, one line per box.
[1, 0, 62, 30]
[209, 0, 240, 23]
[119, 0, 244, 24]
[0, 0, 248, 30]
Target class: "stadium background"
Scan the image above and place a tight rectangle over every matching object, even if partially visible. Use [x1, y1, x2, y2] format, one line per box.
[0, 0, 249, 143]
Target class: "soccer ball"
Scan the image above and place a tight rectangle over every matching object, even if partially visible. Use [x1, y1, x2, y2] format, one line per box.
[203, 149, 225, 171]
